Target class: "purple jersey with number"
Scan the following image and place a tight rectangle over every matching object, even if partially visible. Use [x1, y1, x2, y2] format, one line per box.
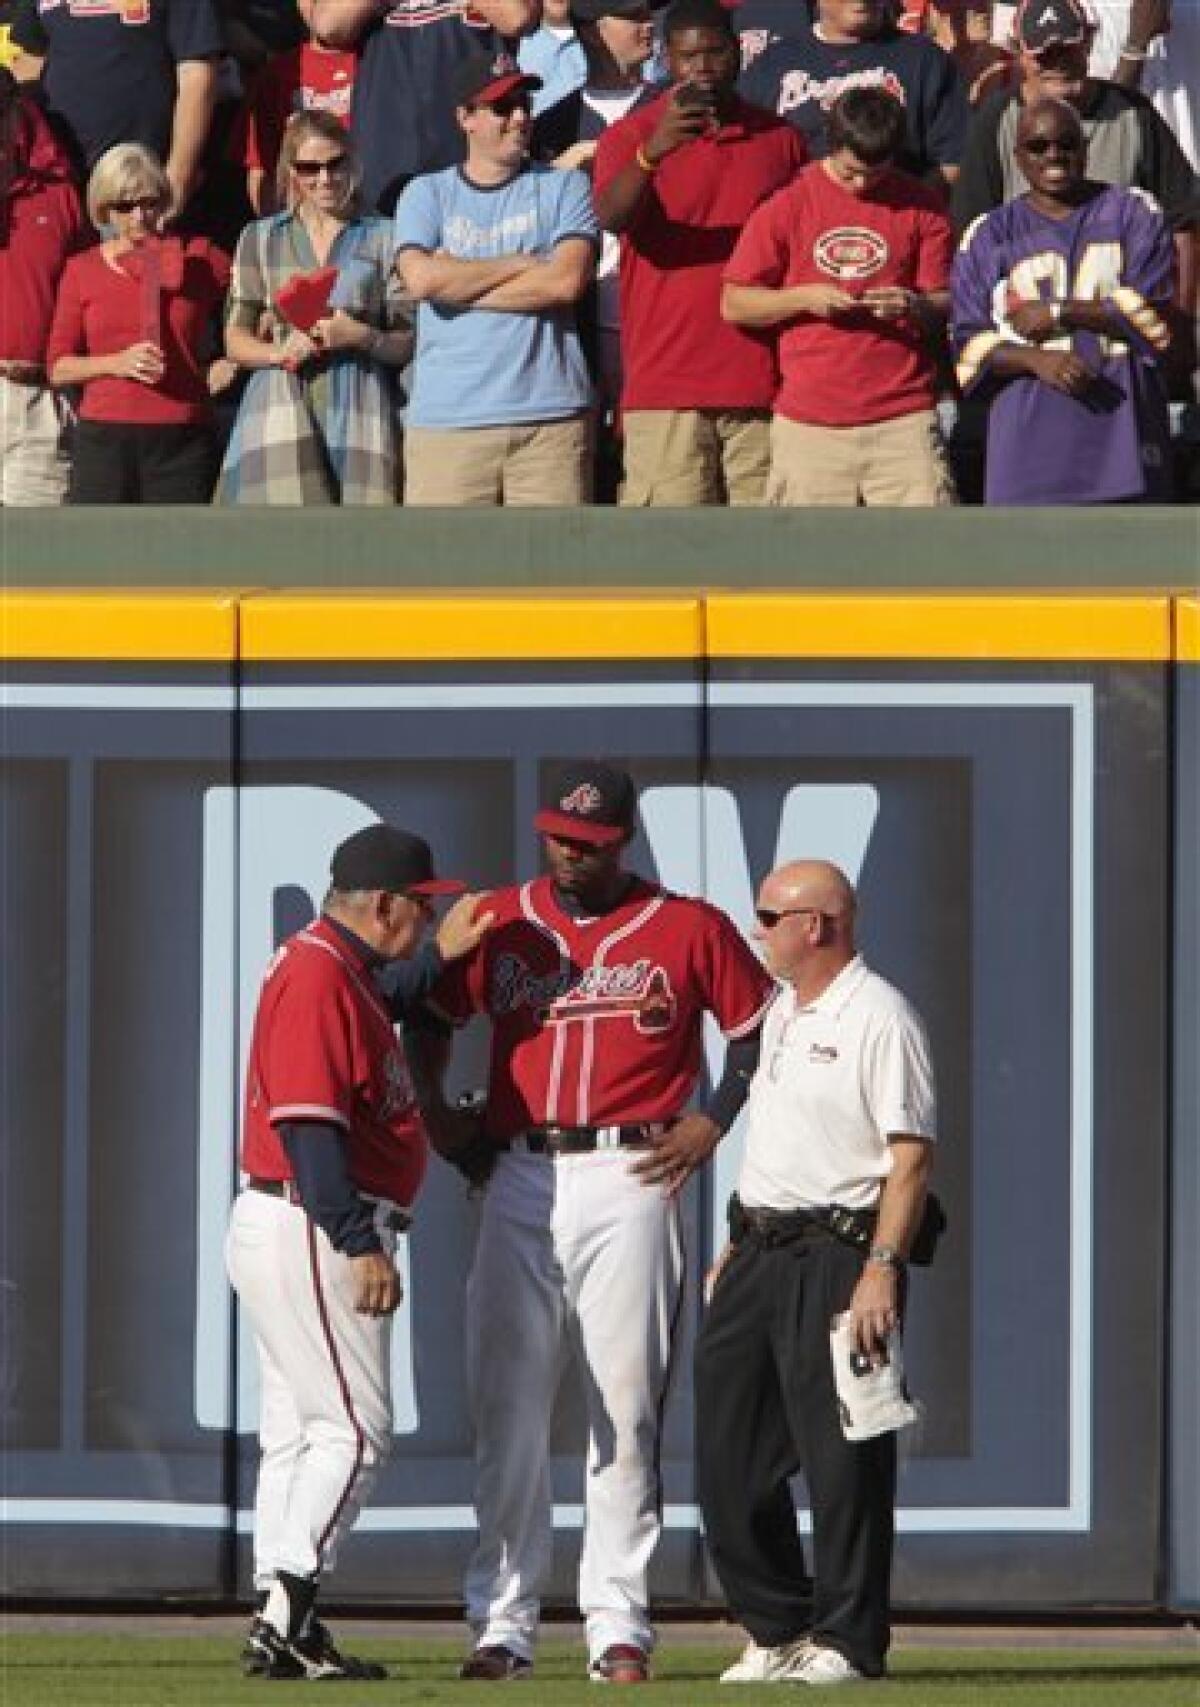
[952, 185, 1173, 505]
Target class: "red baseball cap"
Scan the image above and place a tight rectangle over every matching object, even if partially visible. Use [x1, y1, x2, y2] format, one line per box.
[534, 762, 637, 847]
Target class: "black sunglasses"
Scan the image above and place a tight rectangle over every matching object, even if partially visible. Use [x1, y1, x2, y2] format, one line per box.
[755, 906, 820, 929]
[110, 196, 161, 214]
[1021, 137, 1083, 156]
[292, 154, 350, 178]
[485, 96, 532, 119]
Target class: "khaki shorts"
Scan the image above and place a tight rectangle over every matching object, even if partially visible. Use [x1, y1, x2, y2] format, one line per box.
[404, 415, 592, 507]
[0, 377, 72, 506]
[621, 409, 770, 507]
[768, 410, 958, 507]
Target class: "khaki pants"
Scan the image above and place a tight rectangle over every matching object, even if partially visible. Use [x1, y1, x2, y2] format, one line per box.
[404, 415, 592, 506]
[0, 377, 72, 506]
[621, 409, 770, 506]
[768, 410, 957, 507]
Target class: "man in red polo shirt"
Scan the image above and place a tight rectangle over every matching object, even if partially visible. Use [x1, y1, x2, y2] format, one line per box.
[723, 86, 957, 505]
[593, 0, 805, 504]
[0, 71, 82, 504]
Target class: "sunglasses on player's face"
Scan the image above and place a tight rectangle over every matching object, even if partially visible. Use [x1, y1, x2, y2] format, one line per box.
[292, 154, 350, 179]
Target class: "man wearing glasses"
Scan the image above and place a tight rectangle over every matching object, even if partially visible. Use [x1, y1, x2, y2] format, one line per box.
[695, 859, 936, 1688]
[227, 824, 490, 1681]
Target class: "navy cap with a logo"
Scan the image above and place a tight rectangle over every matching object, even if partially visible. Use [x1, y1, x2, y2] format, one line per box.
[451, 50, 542, 110]
[1014, 0, 1092, 55]
[534, 762, 637, 847]
[330, 824, 465, 896]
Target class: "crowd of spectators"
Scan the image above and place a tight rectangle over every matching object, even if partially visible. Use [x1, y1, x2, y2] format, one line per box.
[0, 0, 1196, 507]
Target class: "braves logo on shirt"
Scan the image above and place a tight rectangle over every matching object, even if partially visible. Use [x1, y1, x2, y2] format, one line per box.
[43, 0, 152, 21]
[815, 226, 889, 280]
[379, 1047, 416, 1118]
[778, 66, 905, 116]
[384, 0, 490, 27]
[491, 953, 679, 1036]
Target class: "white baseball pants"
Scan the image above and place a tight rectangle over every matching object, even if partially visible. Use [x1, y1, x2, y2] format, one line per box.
[463, 1149, 684, 1663]
[225, 1188, 396, 1587]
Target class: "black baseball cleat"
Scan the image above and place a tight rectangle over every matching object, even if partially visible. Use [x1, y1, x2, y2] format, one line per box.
[290, 1620, 389, 1681]
[242, 1615, 304, 1680]
[243, 1615, 388, 1682]
[459, 1643, 534, 1681]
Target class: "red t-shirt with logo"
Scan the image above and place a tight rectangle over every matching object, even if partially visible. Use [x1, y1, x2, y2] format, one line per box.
[243, 42, 357, 176]
[723, 158, 952, 426]
[241, 917, 428, 1207]
[431, 876, 776, 1142]
[593, 92, 806, 411]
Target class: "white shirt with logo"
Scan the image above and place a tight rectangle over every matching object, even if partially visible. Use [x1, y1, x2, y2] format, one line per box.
[739, 954, 937, 1212]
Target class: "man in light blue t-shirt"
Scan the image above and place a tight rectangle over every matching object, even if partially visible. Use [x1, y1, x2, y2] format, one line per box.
[395, 50, 599, 504]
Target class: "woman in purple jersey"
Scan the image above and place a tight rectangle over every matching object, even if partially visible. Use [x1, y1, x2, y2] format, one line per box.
[951, 96, 1175, 504]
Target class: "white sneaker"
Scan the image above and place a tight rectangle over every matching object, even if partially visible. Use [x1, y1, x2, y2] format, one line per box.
[795, 1645, 867, 1687]
[719, 1637, 816, 1683]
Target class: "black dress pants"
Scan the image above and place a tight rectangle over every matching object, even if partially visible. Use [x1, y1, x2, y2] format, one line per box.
[69, 420, 216, 504]
[695, 1229, 896, 1677]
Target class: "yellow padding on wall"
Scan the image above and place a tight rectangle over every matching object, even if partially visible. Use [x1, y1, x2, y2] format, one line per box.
[241, 594, 703, 660]
[1176, 599, 1200, 663]
[707, 595, 1172, 662]
[2, 592, 241, 660]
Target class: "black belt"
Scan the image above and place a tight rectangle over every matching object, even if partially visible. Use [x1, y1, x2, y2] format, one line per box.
[247, 1177, 411, 1232]
[509, 1122, 665, 1156]
[729, 1194, 873, 1250]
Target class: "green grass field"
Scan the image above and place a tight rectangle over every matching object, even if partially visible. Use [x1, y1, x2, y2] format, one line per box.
[1, 1636, 1196, 1707]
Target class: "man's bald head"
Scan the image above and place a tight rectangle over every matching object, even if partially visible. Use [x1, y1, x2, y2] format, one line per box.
[1016, 95, 1082, 149]
[761, 859, 857, 921]
[755, 860, 858, 990]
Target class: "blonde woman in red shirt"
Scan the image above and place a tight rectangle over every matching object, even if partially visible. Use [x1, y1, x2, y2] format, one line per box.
[48, 143, 229, 502]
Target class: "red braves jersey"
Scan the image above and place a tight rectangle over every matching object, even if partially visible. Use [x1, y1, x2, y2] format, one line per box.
[432, 877, 776, 1141]
[241, 916, 427, 1206]
[724, 159, 952, 426]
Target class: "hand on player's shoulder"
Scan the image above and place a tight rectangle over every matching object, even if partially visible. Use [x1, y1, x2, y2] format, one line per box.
[436, 891, 497, 962]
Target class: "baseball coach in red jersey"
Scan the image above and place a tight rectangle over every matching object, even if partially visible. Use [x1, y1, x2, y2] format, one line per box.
[420, 762, 776, 1684]
[226, 823, 490, 1682]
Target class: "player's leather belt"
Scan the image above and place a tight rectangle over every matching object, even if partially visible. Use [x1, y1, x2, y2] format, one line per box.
[246, 1177, 410, 1231]
[513, 1122, 667, 1155]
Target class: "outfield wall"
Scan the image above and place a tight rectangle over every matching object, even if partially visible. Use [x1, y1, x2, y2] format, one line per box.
[2, 586, 1197, 1613]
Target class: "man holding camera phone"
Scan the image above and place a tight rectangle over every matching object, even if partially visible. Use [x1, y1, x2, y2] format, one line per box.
[593, 0, 805, 504]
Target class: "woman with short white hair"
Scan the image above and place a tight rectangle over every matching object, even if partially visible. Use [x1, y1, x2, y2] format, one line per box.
[47, 142, 230, 502]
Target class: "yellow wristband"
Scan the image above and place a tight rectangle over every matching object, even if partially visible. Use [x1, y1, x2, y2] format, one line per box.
[635, 145, 658, 174]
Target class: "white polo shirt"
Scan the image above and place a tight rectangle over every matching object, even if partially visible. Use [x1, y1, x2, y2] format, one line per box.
[738, 955, 937, 1213]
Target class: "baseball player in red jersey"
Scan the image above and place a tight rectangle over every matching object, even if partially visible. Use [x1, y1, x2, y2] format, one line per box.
[226, 823, 491, 1682]
[422, 763, 776, 1683]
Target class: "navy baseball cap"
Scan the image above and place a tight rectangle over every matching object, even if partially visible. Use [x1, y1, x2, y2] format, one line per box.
[330, 825, 465, 896]
[451, 50, 541, 110]
[534, 762, 637, 847]
[1014, 0, 1092, 54]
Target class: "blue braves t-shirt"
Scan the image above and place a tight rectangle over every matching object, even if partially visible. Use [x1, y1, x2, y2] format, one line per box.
[740, 24, 967, 177]
[395, 162, 597, 429]
[11, 0, 223, 168]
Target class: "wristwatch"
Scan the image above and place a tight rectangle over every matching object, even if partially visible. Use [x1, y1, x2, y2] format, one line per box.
[867, 1244, 902, 1270]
